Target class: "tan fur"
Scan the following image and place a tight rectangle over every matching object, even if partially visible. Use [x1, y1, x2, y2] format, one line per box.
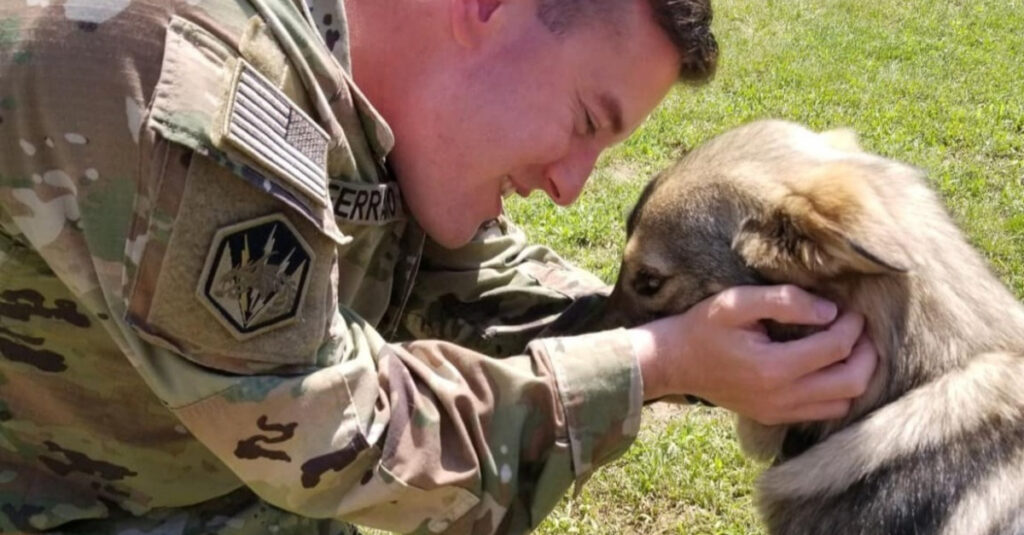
[735, 418, 787, 461]
[819, 128, 862, 152]
[609, 120, 1024, 534]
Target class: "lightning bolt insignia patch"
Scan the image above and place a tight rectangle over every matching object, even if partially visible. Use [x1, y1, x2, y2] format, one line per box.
[197, 213, 315, 340]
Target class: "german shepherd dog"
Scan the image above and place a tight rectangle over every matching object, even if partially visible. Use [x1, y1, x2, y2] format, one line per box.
[606, 120, 1024, 534]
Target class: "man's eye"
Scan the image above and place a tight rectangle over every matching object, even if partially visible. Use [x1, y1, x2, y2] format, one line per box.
[633, 269, 664, 297]
[584, 109, 597, 137]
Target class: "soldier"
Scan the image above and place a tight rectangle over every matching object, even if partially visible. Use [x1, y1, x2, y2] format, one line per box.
[0, 0, 874, 533]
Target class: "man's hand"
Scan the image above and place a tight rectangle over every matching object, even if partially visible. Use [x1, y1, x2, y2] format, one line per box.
[629, 285, 877, 424]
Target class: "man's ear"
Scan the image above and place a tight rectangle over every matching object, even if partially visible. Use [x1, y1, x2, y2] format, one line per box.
[732, 162, 912, 281]
[450, 0, 504, 48]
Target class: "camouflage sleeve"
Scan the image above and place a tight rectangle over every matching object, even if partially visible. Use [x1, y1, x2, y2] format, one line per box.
[396, 217, 615, 356]
[158, 316, 641, 533]
[0, 2, 641, 533]
[395, 215, 643, 483]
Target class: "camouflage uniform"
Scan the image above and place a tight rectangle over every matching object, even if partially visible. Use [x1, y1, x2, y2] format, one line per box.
[0, 0, 642, 533]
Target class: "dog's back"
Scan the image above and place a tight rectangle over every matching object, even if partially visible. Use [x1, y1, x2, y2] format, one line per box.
[610, 120, 1024, 534]
[760, 351, 1024, 535]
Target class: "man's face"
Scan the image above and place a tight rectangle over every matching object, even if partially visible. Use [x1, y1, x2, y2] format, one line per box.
[385, 0, 681, 248]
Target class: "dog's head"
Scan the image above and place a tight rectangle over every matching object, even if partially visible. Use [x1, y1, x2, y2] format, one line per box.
[608, 120, 928, 459]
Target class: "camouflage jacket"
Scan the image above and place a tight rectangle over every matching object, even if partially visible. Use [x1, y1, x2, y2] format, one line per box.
[0, 0, 642, 533]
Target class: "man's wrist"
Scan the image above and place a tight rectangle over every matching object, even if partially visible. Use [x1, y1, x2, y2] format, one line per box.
[629, 326, 667, 401]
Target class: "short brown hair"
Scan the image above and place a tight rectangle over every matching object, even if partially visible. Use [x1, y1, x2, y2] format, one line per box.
[537, 0, 719, 84]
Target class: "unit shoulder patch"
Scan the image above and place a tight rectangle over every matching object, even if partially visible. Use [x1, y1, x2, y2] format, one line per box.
[197, 214, 314, 340]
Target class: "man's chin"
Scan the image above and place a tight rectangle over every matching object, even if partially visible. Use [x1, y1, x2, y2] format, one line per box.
[399, 184, 495, 249]
[412, 209, 483, 250]
[429, 229, 476, 249]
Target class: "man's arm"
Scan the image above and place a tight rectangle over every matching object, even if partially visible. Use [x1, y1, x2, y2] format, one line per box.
[394, 216, 613, 355]
[403, 215, 877, 426]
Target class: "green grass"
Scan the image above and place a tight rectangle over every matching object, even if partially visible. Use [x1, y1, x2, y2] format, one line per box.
[538, 407, 763, 535]
[506, 0, 1024, 533]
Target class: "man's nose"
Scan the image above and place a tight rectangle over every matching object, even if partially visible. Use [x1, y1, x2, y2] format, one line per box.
[543, 145, 601, 206]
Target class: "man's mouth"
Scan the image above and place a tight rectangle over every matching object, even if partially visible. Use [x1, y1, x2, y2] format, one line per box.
[501, 175, 517, 198]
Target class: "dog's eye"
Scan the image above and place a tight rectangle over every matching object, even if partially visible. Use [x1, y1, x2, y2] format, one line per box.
[633, 269, 664, 297]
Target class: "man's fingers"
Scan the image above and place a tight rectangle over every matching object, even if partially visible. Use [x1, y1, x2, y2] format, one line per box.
[765, 310, 866, 378]
[709, 285, 838, 326]
[749, 399, 852, 425]
[782, 400, 852, 424]
[785, 334, 878, 404]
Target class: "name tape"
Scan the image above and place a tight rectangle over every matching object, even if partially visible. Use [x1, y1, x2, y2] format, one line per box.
[330, 181, 404, 225]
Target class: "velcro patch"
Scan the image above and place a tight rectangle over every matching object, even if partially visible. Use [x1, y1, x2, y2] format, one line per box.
[197, 214, 314, 340]
[224, 61, 330, 207]
[329, 181, 404, 225]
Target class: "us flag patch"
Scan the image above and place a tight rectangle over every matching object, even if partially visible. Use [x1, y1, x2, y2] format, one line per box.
[224, 61, 330, 207]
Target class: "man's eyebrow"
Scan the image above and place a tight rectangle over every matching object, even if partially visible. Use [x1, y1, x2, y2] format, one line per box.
[599, 92, 624, 135]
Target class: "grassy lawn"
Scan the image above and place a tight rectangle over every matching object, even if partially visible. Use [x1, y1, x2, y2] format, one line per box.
[505, 0, 1024, 533]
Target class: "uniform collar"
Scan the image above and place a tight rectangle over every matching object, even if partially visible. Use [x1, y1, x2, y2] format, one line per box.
[249, 0, 396, 162]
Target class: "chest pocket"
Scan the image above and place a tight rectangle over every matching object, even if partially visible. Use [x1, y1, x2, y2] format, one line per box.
[125, 15, 349, 374]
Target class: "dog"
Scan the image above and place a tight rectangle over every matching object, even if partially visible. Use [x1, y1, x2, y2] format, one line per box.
[604, 119, 1024, 534]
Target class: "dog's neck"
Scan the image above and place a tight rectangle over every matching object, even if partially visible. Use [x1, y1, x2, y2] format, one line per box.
[849, 238, 1024, 412]
[769, 236, 1024, 463]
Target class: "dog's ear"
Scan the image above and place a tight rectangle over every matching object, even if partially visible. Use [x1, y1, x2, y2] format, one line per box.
[819, 128, 862, 152]
[733, 161, 912, 281]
